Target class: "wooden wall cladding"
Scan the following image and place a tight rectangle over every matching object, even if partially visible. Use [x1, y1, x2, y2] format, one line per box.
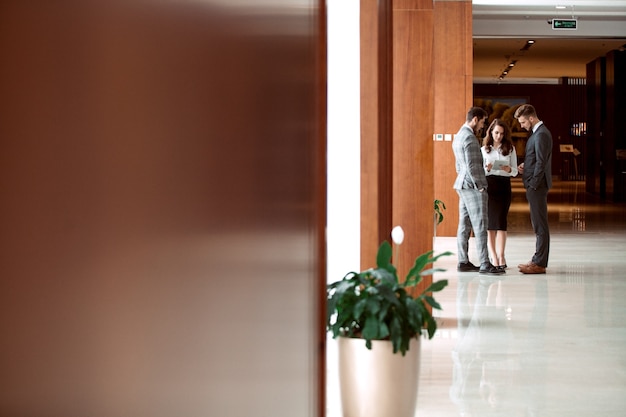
[360, 0, 387, 269]
[360, 0, 472, 266]
[392, 2, 435, 285]
[586, 58, 605, 195]
[0, 2, 326, 416]
[605, 50, 626, 201]
[433, 0, 473, 238]
[394, 0, 435, 9]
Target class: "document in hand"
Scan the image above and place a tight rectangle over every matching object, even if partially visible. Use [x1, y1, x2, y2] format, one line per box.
[492, 160, 508, 170]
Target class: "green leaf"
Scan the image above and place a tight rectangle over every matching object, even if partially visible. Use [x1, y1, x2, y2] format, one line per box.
[365, 297, 381, 316]
[377, 285, 401, 306]
[416, 267, 444, 277]
[379, 322, 390, 339]
[354, 299, 367, 318]
[389, 316, 402, 353]
[404, 298, 422, 330]
[370, 268, 396, 285]
[424, 279, 448, 293]
[425, 316, 437, 339]
[365, 286, 379, 296]
[376, 241, 393, 269]
[434, 199, 446, 226]
[333, 279, 357, 295]
[405, 252, 453, 286]
[362, 315, 380, 340]
[404, 251, 433, 284]
[424, 295, 442, 310]
[424, 251, 454, 266]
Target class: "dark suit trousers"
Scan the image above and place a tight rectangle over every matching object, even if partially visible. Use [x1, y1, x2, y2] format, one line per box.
[526, 184, 550, 267]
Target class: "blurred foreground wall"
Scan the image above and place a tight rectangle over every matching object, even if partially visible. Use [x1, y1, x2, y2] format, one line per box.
[0, 1, 326, 416]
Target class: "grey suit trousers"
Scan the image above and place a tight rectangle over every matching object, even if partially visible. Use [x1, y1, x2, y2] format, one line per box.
[456, 188, 490, 265]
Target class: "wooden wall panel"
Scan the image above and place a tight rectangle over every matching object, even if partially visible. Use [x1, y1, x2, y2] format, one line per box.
[392, 3, 434, 283]
[433, 0, 473, 237]
[0, 2, 326, 416]
[360, 0, 377, 268]
[586, 58, 606, 196]
[360, 0, 389, 268]
[395, 0, 434, 9]
[605, 49, 626, 201]
[360, 0, 472, 275]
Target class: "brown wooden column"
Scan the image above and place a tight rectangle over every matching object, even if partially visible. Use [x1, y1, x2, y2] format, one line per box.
[360, 0, 393, 267]
[360, 0, 472, 271]
[361, 0, 435, 275]
[0, 2, 326, 416]
[433, 0, 474, 237]
[392, 0, 435, 280]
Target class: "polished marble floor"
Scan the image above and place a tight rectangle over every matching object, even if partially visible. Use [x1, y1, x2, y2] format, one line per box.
[327, 179, 626, 416]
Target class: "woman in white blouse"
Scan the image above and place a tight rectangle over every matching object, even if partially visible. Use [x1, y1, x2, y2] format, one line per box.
[481, 119, 518, 270]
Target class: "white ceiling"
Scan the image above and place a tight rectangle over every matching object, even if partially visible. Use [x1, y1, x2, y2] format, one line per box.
[473, 0, 626, 84]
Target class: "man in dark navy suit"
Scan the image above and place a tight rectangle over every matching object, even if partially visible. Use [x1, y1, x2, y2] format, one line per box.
[515, 104, 553, 274]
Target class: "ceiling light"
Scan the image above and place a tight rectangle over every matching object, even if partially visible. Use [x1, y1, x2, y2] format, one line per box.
[556, 5, 566, 9]
[520, 40, 535, 51]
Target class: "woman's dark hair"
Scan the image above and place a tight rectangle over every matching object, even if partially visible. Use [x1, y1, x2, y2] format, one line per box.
[483, 118, 513, 156]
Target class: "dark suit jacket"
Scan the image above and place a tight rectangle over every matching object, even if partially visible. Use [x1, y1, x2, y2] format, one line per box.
[523, 123, 553, 190]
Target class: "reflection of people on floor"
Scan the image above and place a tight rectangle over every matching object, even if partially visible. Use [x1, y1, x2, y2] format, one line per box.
[520, 278, 548, 416]
[450, 276, 549, 415]
[450, 276, 515, 416]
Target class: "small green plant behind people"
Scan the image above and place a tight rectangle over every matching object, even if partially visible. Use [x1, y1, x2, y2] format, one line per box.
[326, 230, 451, 356]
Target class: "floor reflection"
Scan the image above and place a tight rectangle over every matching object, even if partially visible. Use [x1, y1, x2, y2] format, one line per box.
[327, 179, 626, 417]
[509, 178, 626, 234]
[450, 275, 548, 416]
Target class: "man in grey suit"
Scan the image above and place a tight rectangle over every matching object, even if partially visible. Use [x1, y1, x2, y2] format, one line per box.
[515, 104, 552, 274]
[453, 107, 503, 275]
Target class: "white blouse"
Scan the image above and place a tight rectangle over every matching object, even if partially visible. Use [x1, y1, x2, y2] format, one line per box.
[481, 145, 518, 177]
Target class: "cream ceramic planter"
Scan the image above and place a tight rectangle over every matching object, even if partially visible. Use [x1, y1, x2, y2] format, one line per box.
[338, 336, 421, 417]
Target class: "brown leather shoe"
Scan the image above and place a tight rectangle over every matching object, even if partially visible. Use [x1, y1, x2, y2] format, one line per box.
[519, 262, 546, 274]
[518, 261, 533, 268]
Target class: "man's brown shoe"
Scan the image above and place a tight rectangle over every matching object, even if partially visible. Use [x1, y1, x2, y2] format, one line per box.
[518, 261, 534, 268]
[519, 262, 546, 274]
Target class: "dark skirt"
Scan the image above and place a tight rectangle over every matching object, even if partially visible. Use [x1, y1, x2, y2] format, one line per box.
[486, 175, 512, 231]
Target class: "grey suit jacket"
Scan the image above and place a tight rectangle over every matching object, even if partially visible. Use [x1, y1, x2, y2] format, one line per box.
[453, 125, 488, 191]
[523, 123, 553, 190]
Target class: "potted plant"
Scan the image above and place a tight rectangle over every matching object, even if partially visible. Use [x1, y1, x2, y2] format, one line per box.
[326, 228, 451, 417]
[434, 199, 446, 241]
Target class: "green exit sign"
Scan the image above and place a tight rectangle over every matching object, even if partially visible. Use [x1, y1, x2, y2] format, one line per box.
[552, 19, 577, 30]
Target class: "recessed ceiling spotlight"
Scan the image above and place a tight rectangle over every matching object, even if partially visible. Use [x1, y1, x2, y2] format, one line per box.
[556, 5, 566, 9]
[520, 40, 535, 52]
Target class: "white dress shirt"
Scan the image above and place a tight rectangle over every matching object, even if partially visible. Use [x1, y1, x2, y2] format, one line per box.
[481, 145, 518, 177]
